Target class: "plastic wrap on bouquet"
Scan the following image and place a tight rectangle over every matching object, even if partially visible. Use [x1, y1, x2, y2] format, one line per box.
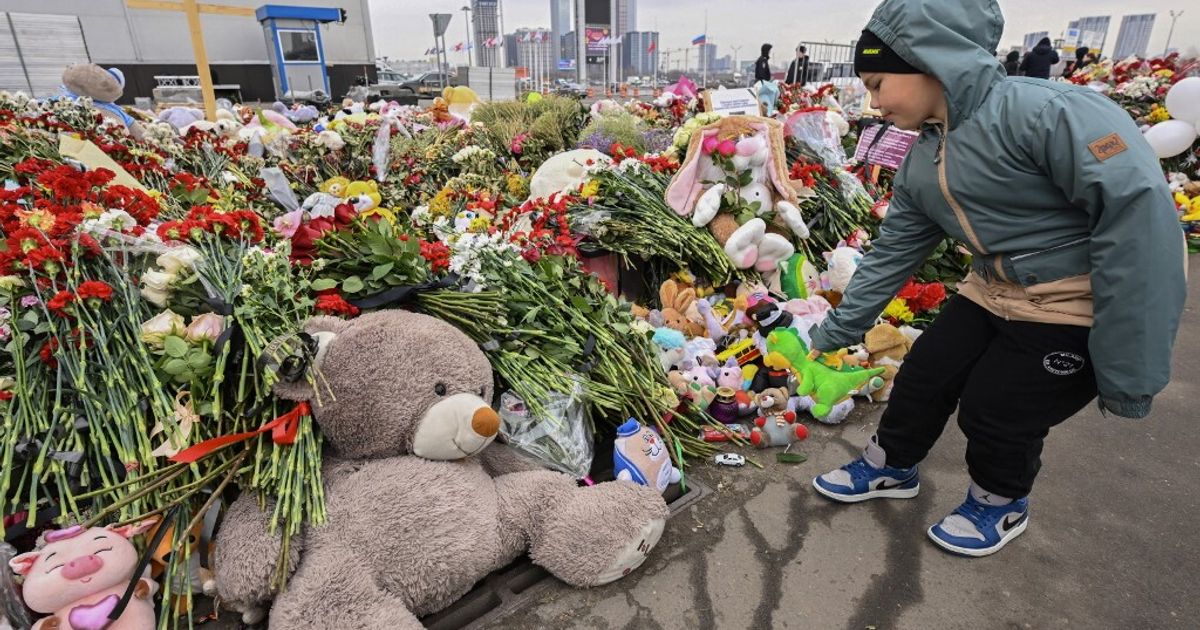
[785, 109, 870, 204]
[498, 388, 595, 481]
[260, 167, 301, 212]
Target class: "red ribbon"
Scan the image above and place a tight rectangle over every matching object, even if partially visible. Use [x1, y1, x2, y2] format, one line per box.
[169, 402, 311, 464]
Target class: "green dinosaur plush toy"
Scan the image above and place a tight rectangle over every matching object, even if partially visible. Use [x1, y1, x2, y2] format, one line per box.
[763, 328, 885, 419]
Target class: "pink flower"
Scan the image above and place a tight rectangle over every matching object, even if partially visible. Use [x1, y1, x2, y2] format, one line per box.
[273, 209, 305, 239]
[701, 135, 720, 155]
[717, 139, 737, 157]
[20, 295, 40, 309]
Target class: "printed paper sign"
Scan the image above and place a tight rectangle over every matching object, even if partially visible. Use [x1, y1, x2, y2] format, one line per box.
[853, 124, 920, 169]
[704, 88, 763, 117]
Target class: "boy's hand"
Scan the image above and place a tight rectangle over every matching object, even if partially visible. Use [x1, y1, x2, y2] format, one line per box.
[807, 349, 822, 361]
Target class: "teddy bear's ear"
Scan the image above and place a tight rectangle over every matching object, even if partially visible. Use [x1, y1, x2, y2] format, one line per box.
[268, 317, 351, 401]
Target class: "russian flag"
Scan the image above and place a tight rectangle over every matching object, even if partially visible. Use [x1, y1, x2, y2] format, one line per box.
[692, 34, 706, 45]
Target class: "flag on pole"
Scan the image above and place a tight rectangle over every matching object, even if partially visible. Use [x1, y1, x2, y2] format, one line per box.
[612, 35, 623, 45]
[648, 41, 657, 53]
[453, 42, 464, 52]
[692, 34, 707, 45]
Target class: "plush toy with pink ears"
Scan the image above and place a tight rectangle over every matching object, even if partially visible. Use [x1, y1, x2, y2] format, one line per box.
[9, 521, 159, 630]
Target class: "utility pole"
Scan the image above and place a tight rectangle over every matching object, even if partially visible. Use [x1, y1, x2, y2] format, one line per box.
[1165, 10, 1183, 55]
[461, 5, 472, 66]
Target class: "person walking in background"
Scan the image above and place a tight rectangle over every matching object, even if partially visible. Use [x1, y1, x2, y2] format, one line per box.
[1018, 37, 1059, 79]
[786, 44, 810, 85]
[1003, 50, 1020, 76]
[755, 44, 774, 83]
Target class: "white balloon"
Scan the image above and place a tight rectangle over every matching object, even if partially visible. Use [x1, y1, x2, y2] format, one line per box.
[1143, 120, 1199, 159]
[1165, 77, 1200, 127]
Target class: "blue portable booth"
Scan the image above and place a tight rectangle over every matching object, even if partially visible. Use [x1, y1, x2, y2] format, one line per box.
[256, 4, 343, 100]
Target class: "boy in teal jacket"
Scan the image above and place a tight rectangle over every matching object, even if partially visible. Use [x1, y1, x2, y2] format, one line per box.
[810, 0, 1186, 556]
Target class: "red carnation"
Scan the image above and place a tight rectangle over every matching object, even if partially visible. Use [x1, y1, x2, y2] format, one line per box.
[47, 290, 75, 316]
[77, 280, 114, 302]
[314, 290, 360, 317]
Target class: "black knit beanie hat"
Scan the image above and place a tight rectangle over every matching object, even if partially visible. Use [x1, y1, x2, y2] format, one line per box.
[854, 30, 921, 75]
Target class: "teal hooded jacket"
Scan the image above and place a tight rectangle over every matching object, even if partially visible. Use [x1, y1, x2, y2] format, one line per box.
[809, 0, 1186, 418]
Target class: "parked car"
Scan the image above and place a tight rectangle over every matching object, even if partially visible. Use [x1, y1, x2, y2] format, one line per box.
[394, 72, 455, 97]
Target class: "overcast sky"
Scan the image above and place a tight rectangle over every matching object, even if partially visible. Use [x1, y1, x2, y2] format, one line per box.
[369, 0, 1198, 64]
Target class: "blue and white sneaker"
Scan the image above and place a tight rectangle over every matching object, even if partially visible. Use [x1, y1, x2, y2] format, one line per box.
[927, 490, 1029, 557]
[812, 436, 920, 503]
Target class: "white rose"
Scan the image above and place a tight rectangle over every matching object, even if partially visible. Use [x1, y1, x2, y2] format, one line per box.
[140, 310, 185, 347]
[156, 247, 202, 275]
[141, 286, 170, 308]
[141, 269, 176, 292]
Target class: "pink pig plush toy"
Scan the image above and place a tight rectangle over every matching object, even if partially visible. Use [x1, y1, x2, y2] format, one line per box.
[9, 521, 158, 630]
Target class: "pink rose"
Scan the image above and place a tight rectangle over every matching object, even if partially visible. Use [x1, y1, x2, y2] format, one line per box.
[717, 139, 737, 157]
[701, 135, 720, 155]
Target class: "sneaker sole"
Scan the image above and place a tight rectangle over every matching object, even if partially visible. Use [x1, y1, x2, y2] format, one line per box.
[811, 477, 920, 503]
[925, 517, 1028, 558]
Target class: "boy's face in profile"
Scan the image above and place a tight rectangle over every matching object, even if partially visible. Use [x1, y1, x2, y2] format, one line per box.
[860, 71, 946, 131]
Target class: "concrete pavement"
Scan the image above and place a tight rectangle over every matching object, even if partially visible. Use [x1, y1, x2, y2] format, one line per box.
[490, 258, 1200, 630]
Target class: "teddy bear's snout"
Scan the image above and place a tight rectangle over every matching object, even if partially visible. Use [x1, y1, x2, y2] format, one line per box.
[471, 407, 499, 438]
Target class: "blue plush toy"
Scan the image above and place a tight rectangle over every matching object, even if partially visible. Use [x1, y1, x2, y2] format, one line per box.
[613, 418, 682, 493]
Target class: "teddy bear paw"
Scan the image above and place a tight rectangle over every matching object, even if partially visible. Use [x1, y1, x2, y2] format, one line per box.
[592, 517, 666, 585]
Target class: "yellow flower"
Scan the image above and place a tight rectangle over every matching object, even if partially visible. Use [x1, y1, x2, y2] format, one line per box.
[1147, 105, 1171, 124]
[506, 173, 529, 198]
[429, 187, 453, 217]
[580, 179, 601, 198]
[884, 298, 914, 323]
[1155, 69, 1174, 78]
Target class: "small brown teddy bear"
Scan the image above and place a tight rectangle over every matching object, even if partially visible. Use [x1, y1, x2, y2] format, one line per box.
[864, 323, 913, 402]
[750, 387, 807, 448]
[213, 311, 669, 629]
[61, 64, 138, 131]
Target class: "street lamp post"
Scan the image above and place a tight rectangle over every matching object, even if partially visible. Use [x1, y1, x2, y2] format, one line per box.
[461, 5, 473, 66]
[730, 44, 742, 80]
[1164, 10, 1183, 56]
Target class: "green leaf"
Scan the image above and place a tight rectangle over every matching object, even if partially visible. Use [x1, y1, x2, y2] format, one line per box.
[163, 336, 189, 359]
[187, 352, 212, 370]
[311, 278, 338, 292]
[162, 358, 189, 376]
[342, 276, 365, 294]
[370, 263, 395, 281]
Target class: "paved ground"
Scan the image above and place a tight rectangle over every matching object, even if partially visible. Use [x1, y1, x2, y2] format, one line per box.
[490, 258, 1200, 630]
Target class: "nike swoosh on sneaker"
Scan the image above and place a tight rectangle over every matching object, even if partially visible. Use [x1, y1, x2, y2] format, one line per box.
[1001, 513, 1026, 532]
[874, 477, 913, 491]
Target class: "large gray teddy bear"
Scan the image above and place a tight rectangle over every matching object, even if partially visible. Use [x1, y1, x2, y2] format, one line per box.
[213, 311, 669, 628]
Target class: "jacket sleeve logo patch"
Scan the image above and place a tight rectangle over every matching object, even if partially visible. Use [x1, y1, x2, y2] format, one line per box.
[1087, 133, 1128, 162]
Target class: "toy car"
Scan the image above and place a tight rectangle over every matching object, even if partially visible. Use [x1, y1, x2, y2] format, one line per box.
[714, 453, 746, 467]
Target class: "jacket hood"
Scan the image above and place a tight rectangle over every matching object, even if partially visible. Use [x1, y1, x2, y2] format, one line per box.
[1032, 42, 1054, 54]
[864, 0, 1006, 129]
[761, 44, 773, 57]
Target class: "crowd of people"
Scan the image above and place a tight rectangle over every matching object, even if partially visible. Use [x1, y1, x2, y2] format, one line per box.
[1004, 36, 1099, 79]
